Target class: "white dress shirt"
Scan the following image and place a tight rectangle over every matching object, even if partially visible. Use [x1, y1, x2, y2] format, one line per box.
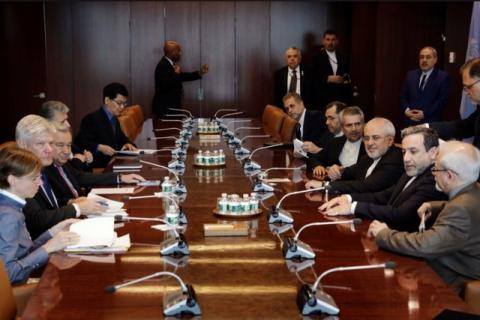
[338, 139, 362, 167]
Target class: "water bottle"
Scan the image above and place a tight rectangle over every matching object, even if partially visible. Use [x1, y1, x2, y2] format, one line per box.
[166, 204, 179, 225]
[219, 149, 225, 165]
[161, 176, 173, 193]
[250, 192, 259, 212]
[217, 193, 228, 213]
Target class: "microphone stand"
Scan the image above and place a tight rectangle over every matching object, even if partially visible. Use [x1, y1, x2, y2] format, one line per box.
[105, 271, 201, 316]
[243, 143, 283, 171]
[297, 261, 395, 316]
[268, 187, 325, 224]
[282, 219, 362, 260]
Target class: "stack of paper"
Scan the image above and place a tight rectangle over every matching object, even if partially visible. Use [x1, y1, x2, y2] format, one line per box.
[89, 187, 135, 195]
[112, 163, 143, 172]
[87, 193, 128, 217]
[64, 217, 130, 254]
[115, 149, 158, 156]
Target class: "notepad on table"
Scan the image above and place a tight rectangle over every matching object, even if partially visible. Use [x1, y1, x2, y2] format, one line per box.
[89, 187, 135, 195]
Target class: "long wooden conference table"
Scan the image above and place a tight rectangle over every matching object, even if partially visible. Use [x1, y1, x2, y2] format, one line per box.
[22, 118, 468, 319]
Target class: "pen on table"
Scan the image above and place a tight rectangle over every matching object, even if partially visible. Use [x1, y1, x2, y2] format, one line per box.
[418, 212, 426, 233]
[97, 201, 109, 207]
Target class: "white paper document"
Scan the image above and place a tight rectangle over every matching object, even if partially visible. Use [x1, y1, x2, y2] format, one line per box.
[89, 187, 135, 195]
[293, 138, 308, 158]
[67, 217, 115, 249]
[115, 149, 159, 156]
[65, 234, 131, 254]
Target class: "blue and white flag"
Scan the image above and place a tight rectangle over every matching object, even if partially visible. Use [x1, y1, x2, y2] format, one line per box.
[460, 2, 480, 119]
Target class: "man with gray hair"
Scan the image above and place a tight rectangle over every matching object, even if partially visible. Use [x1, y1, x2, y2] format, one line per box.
[368, 140, 480, 296]
[16, 115, 106, 239]
[273, 47, 315, 109]
[306, 117, 404, 194]
[40, 100, 94, 170]
[319, 126, 447, 232]
[400, 46, 450, 125]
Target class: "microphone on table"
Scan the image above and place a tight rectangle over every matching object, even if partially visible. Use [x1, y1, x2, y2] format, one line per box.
[139, 160, 187, 194]
[227, 127, 263, 145]
[114, 215, 189, 256]
[105, 271, 201, 316]
[233, 135, 271, 154]
[168, 107, 194, 118]
[243, 143, 284, 171]
[154, 128, 192, 139]
[147, 136, 177, 141]
[127, 192, 187, 225]
[219, 111, 244, 119]
[213, 108, 238, 119]
[268, 187, 326, 224]
[251, 165, 305, 192]
[282, 218, 362, 260]
[297, 261, 396, 316]
[220, 118, 251, 135]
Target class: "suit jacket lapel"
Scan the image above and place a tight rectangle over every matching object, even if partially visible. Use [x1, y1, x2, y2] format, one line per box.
[99, 108, 117, 147]
[388, 174, 411, 205]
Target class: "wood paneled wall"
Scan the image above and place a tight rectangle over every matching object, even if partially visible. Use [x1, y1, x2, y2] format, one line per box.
[0, 2, 472, 142]
[44, 1, 330, 134]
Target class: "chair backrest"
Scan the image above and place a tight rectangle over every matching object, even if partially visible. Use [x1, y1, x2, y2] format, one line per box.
[117, 114, 137, 142]
[262, 105, 286, 142]
[466, 280, 480, 315]
[280, 114, 298, 143]
[123, 105, 144, 139]
[0, 260, 16, 320]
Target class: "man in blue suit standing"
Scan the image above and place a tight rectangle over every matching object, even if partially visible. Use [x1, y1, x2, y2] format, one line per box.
[400, 47, 450, 126]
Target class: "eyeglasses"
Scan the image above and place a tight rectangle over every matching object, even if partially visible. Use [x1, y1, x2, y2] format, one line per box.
[112, 99, 128, 107]
[463, 79, 480, 91]
[431, 167, 448, 173]
[362, 135, 384, 143]
[54, 142, 72, 149]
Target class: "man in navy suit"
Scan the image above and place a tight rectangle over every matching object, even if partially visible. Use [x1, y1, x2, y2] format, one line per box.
[429, 57, 480, 150]
[400, 46, 450, 126]
[312, 30, 352, 109]
[152, 40, 209, 117]
[75, 83, 137, 168]
[283, 93, 326, 157]
[319, 126, 447, 232]
[273, 47, 315, 109]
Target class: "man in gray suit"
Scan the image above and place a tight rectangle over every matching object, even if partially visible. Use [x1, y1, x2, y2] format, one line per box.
[368, 140, 480, 296]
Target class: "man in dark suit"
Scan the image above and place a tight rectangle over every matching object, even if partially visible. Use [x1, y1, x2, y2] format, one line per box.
[429, 57, 480, 150]
[320, 126, 447, 232]
[308, 106, 365, 178]
[273, 47, 315, 110]
[15, 115, 107, 239]
[75, 82, 137, 168]
[306, 118, 404, 194]
[152, 40, 209, 118]
[39, 100, 93, 171]
[400, 47, 450, 126]
[46, 123, 144, 207]
[312, 30, 352, 109]
[368, 141, 480, 296]
[283, 93, 326, 156]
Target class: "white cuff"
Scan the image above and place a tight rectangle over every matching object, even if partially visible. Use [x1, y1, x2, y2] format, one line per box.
[346, 194, 352, 203]
[351, 201, 357, 213]
[72, 203, 81, 217]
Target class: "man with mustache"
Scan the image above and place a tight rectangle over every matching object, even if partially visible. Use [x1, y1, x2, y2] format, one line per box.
[401, 46, 450, 126]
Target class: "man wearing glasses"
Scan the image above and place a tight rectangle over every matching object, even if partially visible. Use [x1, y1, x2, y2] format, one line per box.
[306, 117, 404, 194]
[318, 126, 447, 232]
[75, 82, 137, 168]
[368, 140, 480, 297]
[429, 57, 480, 150]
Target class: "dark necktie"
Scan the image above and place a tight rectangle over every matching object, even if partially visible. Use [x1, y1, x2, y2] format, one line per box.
[110, 117, 117, 136]
[41, 173, 58, 208]
[295, 123, 302, 140]
[419, 74, 427, 91]
[289, 70, 297, 93]
[55, 164, 79, 198]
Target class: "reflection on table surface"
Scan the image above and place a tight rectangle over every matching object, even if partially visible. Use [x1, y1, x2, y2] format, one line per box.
[22, 118, 467, 319]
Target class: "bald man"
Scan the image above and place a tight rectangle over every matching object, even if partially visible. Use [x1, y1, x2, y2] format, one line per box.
[152, 40, 209, 117]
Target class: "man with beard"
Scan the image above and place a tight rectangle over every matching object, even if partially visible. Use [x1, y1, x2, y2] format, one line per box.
[283, 93, 326, 156]
[319, 126, 447, 232]
[368, 141, 480, 296]
[306, 117, 404, 194]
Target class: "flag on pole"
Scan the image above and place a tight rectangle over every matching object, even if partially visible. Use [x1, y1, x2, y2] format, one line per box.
[460, 2, 480, 119]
